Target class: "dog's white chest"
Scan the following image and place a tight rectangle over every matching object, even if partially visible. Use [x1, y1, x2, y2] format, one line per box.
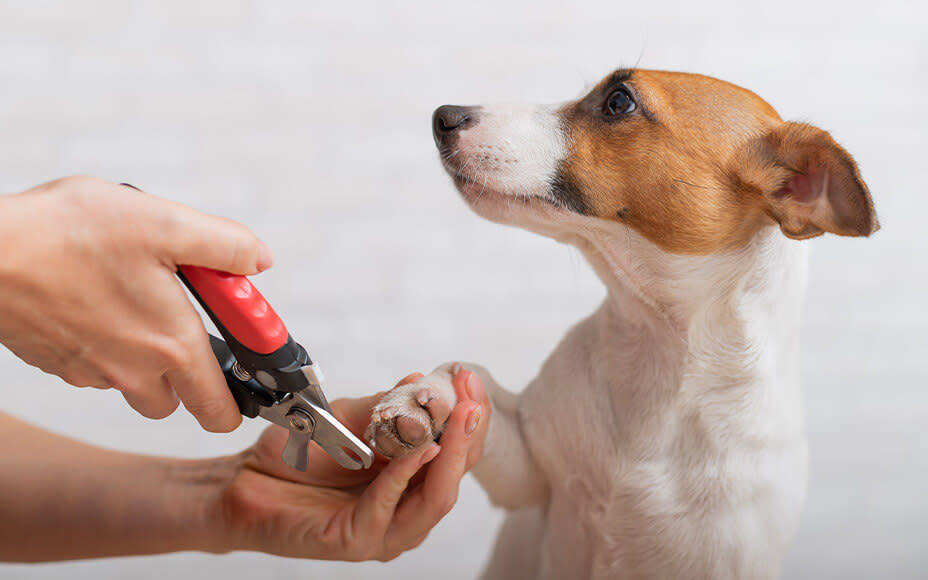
[513, 306, 809, 579]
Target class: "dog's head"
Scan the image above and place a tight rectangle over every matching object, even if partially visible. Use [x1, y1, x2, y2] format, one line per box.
[433, 69, 877, 264]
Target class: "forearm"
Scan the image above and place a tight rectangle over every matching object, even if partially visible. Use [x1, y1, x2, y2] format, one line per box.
[0, 411, 239, 562]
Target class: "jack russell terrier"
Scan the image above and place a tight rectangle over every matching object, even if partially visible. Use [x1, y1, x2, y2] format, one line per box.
[365, 68, 878, 579]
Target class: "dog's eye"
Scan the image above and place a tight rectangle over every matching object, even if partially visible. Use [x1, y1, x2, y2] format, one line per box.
[604, 87, 636, 116]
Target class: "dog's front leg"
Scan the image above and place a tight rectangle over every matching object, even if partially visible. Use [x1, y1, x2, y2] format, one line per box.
[366, 362, 548, 509]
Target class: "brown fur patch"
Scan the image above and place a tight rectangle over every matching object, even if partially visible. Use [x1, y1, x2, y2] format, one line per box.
[557, 69, 877, 254]
[731, 122, 879, 239]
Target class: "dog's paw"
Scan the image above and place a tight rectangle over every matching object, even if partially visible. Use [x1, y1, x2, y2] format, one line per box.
[365, 364, 459, 457]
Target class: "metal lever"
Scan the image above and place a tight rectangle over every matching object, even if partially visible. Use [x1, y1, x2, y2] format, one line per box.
[281, 434, 313, 472]
[281, 408, 315, 472]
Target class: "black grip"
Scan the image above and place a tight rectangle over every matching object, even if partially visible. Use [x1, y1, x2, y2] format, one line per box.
[208, 334, 278, 417]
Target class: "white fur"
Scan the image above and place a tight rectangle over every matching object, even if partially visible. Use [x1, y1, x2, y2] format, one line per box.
[443, 104, 566, 201]
[372, 104, 810, 579]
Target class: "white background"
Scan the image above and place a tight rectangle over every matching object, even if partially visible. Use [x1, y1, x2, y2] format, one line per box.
[0, 1, 925, 578]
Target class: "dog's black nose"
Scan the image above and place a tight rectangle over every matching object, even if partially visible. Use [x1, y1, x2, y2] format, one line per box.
[432, 105, 476, 147]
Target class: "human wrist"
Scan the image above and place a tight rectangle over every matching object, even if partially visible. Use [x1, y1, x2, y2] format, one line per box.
[87, 452, 249, 558]
[155, 453, 248, 555]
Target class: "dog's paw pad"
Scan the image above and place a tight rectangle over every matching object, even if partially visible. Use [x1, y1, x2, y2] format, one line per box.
[394, 414, 430, 447]
[365, 375, 456, 458]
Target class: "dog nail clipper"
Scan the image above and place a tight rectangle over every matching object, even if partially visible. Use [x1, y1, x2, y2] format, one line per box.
[177, 266, 374, 471]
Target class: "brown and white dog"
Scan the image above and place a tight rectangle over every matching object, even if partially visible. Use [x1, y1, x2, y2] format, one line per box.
[365, 69, 878, 579]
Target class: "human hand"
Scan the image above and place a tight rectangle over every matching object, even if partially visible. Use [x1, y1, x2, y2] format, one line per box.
[212, 368, 489, 561]
[0, 176, 272, 431]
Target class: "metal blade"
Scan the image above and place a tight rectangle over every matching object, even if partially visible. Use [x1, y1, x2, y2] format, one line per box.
[281, 433, 311, 472]
[294, 392, 374, 470]
[258, 389, 374, 471]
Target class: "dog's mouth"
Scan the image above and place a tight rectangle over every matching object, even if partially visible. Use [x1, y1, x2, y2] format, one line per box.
[450, 170, 550, 209]
[440, 157, 560, 212]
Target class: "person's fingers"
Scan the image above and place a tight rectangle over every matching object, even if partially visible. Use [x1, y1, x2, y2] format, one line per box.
[352, 443, 441, 542]
[164, 323, 242, 433]
[54, 356, 111, 389]
[160, 202, 273, 275]
[416, 400, 478, 506]
[120, 376, 180, 419]
[385, 398, 479, 547]
[451, 370, 490, 468]
[452, 368, 488, 406]
[114, 181, 272, 274]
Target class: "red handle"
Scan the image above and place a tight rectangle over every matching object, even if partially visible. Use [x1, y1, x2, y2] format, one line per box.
[179, 266, 289, 355]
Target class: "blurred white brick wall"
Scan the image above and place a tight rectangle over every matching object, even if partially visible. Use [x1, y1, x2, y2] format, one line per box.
[0, 1, 925, 578]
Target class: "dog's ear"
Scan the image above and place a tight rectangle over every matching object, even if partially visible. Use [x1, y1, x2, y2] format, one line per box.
[732, 122, 878, 240]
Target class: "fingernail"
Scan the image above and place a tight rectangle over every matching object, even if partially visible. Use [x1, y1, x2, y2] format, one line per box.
[465, 372, 481, 401]
[420, 444, 440, 465]
[465, 405, 482, 436]
[257, 240, 274, 271]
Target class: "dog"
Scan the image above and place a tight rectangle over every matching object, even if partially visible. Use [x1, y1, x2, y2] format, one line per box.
[365, 68, 878, 579]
